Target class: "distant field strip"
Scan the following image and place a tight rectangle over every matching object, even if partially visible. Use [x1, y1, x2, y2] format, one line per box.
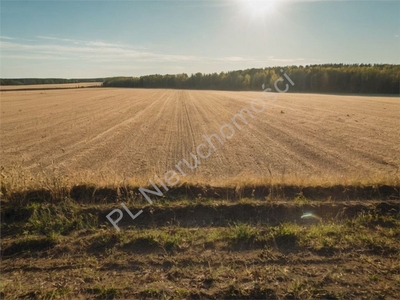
[0, 88, 399, 186]
[0, 82, 102, 91]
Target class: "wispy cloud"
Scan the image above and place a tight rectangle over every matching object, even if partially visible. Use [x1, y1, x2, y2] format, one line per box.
[1, 36, 260, 65]
[36, 36, 133, 49]
[37, 36, 78, 43]
[1, 35, 317, 71]
[217, 56, 256, 62]
[0, 36, 15, 40]
[0, 37, 197, 63]
[268, 56, 306, 63]
[0, 54, 69, 60]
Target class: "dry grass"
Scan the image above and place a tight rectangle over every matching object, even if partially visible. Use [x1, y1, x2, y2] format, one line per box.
[1, 162, 399, 197]
[1, 200, 399, 299]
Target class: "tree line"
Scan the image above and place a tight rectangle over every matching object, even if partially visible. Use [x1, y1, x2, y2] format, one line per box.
[102, 64, 399, 94]
[0, 78, 104, 85]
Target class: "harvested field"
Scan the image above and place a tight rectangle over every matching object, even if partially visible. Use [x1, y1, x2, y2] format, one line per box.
[1, 88, 400, 299]
[0, 82, 102, 91]
[0, 88, 399, 189]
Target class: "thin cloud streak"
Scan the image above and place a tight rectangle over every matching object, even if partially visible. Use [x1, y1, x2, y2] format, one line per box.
[269, 57, 306, 63]
[36, 36, 133, 48]
[0, 36, 14, 40]
[1, 40, 197, 63]
[1, 37, 270, 65]
[0, 35, 321, 77]
[216, 56, 256, 62]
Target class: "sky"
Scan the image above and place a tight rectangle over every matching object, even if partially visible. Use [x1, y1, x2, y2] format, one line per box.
[0, 0, 399, 78]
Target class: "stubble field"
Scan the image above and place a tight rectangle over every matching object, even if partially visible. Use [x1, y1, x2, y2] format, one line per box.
[1, 87, 399, 299]
[1, 88, 399, 187]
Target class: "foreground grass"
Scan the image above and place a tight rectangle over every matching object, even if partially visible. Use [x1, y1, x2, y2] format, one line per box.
[2, 164, 400, 206]
[1, 197, 399, 299]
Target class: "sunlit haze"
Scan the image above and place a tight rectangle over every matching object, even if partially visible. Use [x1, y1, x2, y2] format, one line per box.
[1, 0, 399, 78]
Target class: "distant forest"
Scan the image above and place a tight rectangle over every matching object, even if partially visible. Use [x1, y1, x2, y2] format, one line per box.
[0, 78, 103, 85]
[103, 64, 400, 94]
[1, 64, 398, 94]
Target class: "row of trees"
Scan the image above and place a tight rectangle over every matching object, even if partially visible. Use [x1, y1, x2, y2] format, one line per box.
[0, 78, 104, 85]
[103, 64, 399, 94]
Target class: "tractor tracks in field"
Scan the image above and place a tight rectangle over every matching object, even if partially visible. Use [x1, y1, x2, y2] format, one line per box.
[1, 89, 399, 183]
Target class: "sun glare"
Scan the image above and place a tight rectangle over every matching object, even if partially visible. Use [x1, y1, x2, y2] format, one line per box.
[240, 0, 279, 17]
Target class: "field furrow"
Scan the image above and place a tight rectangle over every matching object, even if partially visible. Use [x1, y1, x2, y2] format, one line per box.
[1, 88, 399, 186]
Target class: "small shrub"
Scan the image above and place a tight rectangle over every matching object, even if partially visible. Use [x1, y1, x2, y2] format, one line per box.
[231, 222, 258, 242]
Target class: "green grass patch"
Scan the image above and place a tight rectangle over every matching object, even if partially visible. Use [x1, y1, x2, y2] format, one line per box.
[27, 199, 98, 235]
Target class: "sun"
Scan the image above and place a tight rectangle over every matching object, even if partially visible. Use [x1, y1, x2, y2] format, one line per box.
[240, 0, 279, 17]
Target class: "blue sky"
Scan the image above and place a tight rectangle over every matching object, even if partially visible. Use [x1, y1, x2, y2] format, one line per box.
[0, 0, 399, 78]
